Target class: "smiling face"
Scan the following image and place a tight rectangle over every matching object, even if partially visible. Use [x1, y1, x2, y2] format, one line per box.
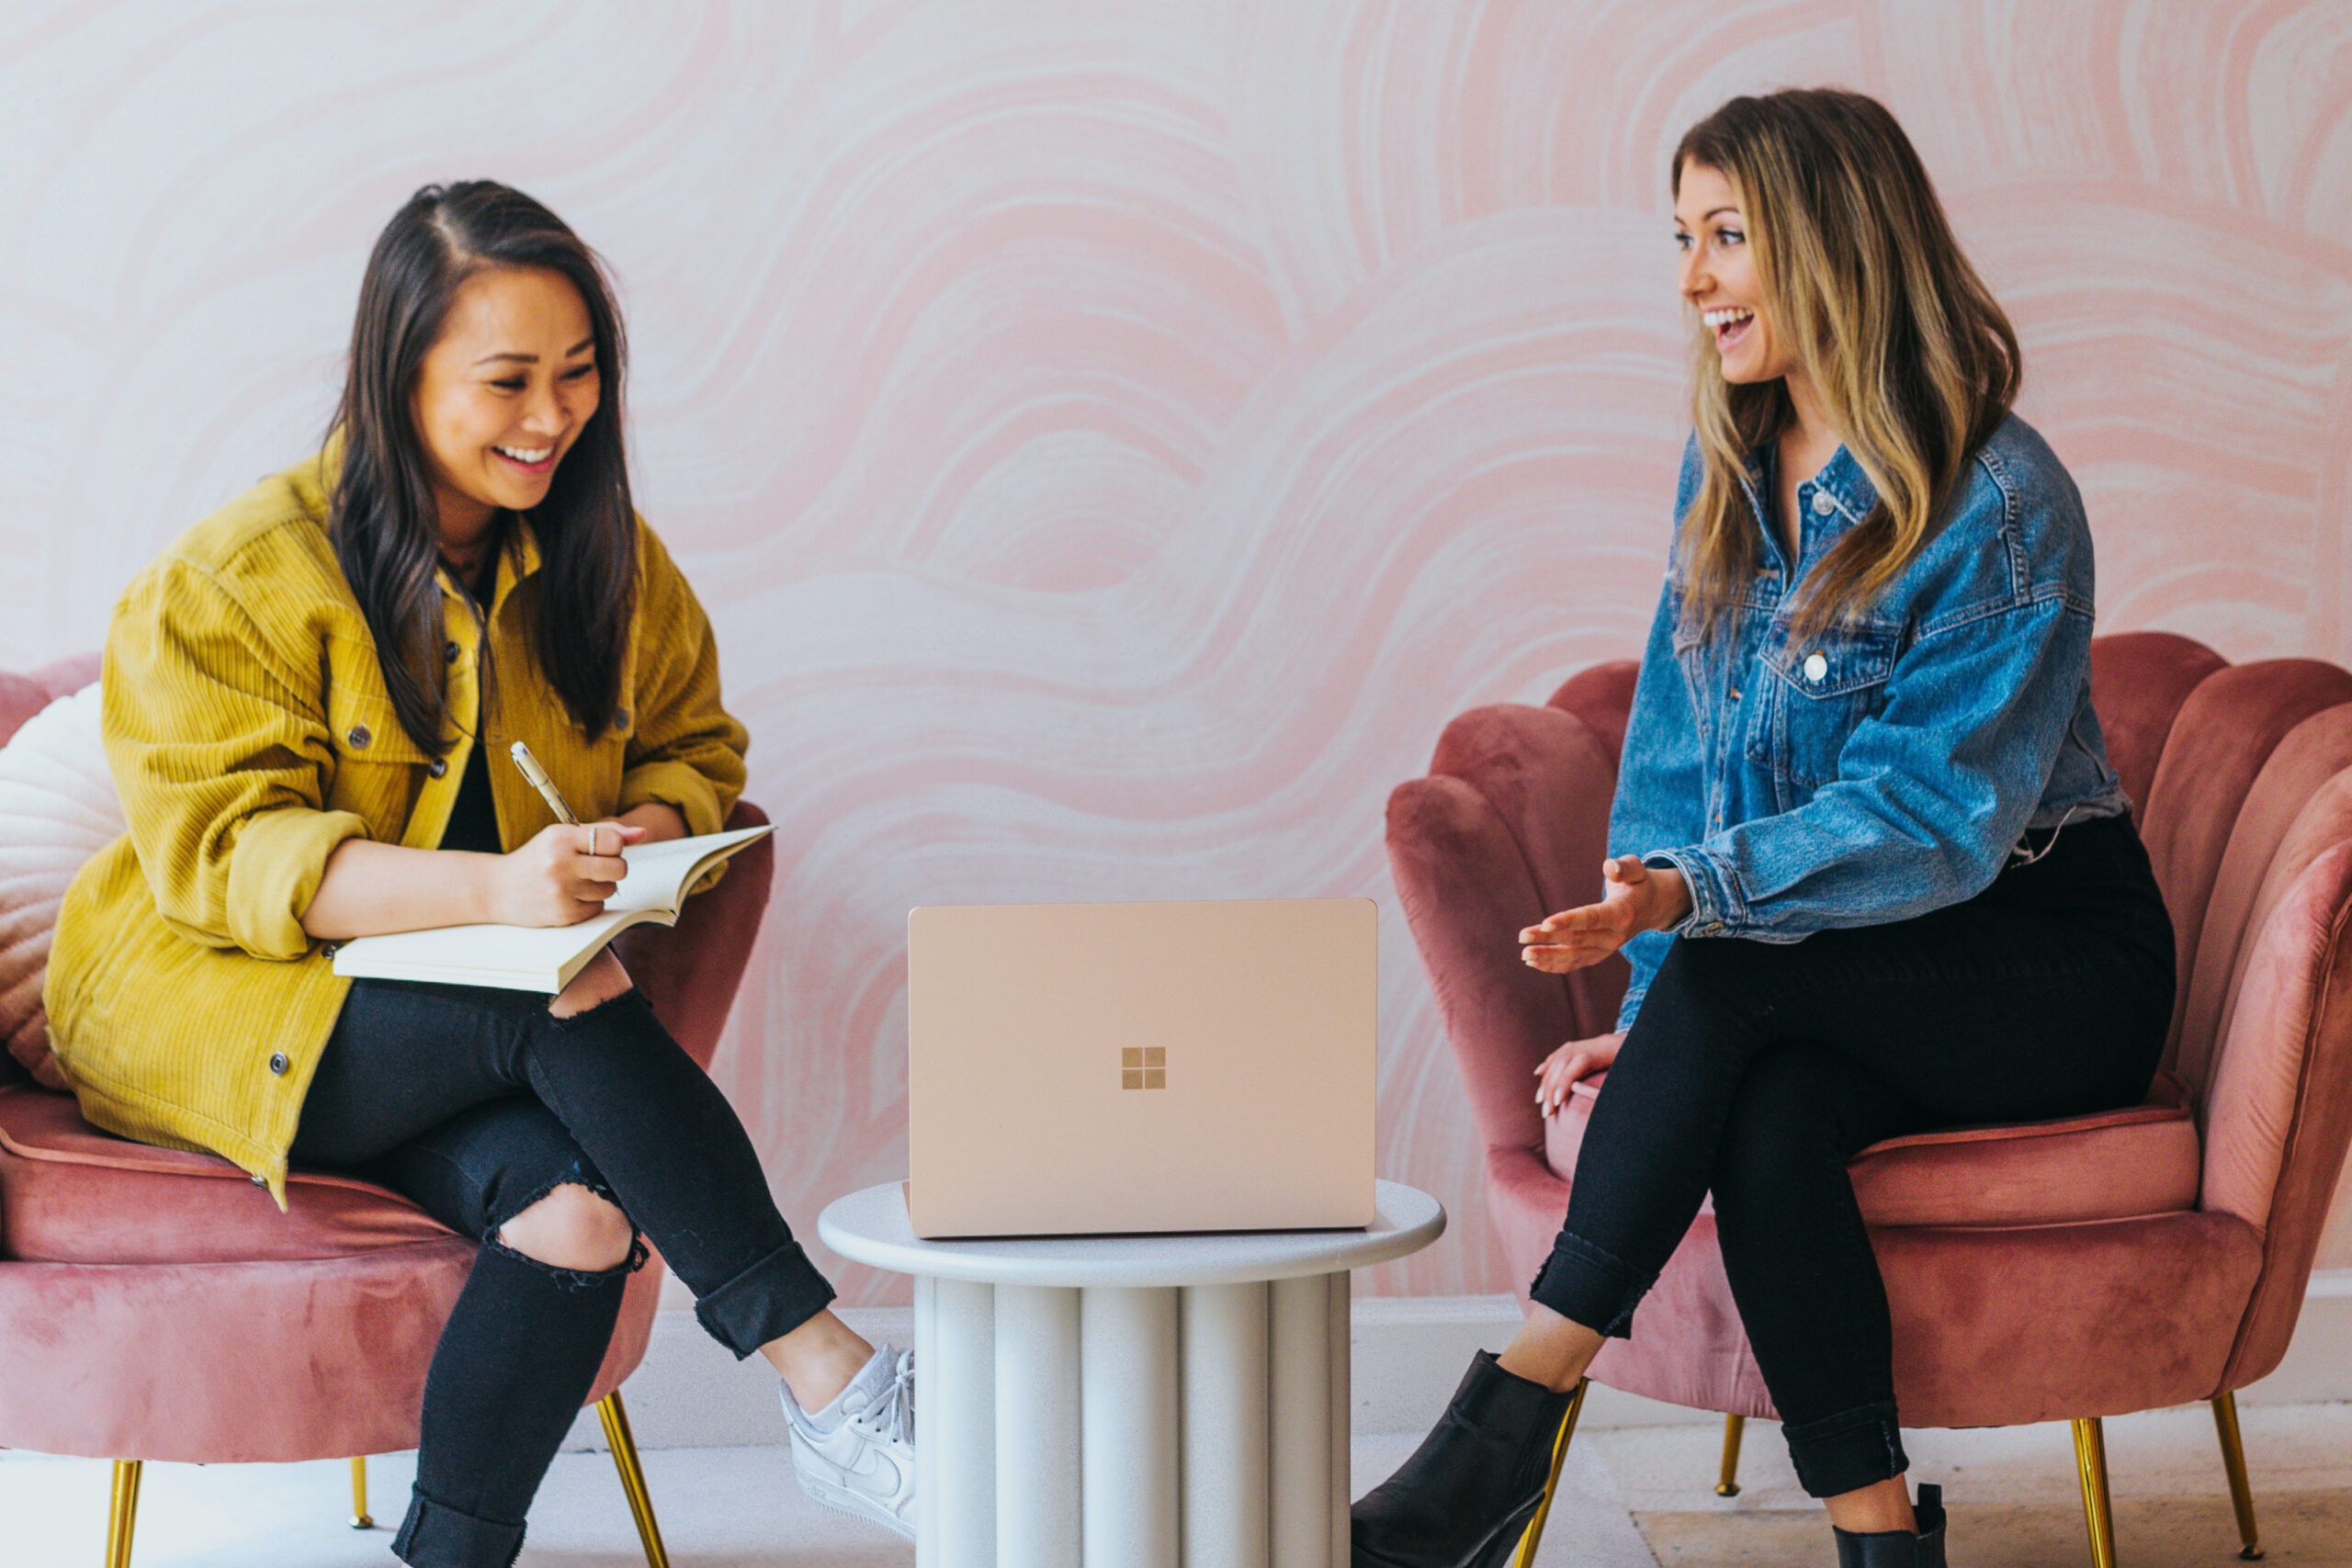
[1673, 161, 1792, 387]
[410, 264, 601, 550]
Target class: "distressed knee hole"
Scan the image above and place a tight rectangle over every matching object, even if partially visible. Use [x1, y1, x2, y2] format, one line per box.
[497, 1181, 635, 1273]
[549, 948, 635, 1019]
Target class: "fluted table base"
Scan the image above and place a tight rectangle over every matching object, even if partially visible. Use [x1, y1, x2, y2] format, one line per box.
[914, 1270, 1351, 1568]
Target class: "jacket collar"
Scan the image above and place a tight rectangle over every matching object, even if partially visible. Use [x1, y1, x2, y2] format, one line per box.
[1742, 439, 1882, 535]
[437, 517, 543, 625]
[1804, 443, 1879, 527]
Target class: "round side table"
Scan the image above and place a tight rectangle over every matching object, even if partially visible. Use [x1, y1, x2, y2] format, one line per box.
[820, 1179, 1444, 1568]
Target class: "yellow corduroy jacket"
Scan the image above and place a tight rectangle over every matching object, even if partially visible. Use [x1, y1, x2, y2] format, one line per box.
[46, 451, 747, 1205]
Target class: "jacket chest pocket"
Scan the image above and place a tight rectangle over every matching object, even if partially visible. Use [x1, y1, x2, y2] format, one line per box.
[322, 683, 433, 818]
[1746, 624, 1903, 793]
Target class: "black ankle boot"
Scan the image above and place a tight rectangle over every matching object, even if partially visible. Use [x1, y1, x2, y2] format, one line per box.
[1351, 1351, 1573, 1568]
[1831, 1483, 1948, 1567]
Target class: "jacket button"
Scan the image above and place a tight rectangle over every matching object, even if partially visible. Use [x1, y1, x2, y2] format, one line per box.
[1803, 652, 1828, 683]
[1811, 490, 1837, 516]
[613, 708, 629, 730]
[347, 724, 371, 749]
[268, 1052, 290, 1076]
[252, 1173, 267, 1187]
[429, 757, 448, 778]
[322, 942, 340, 959]
[445, 640, 460, 664]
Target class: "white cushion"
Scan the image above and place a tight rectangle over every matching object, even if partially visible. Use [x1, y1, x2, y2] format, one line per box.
[0, 685, 122, 1088]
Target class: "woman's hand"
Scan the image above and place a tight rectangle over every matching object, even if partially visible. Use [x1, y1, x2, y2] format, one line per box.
[615, 800, 690, 845]
[1534, 1032, 1623, 1118]
[1520, 855, 1693, 973]
[488, 821, 646, 928]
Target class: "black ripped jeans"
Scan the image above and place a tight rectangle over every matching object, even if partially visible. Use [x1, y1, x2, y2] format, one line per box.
[291, 978, 837, 1568]
[1529, 812, 2175, 1498]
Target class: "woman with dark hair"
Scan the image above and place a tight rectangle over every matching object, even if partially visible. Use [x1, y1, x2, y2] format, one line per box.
[48, 182, 914, 1565]
[1351, 90, 2172, 1568]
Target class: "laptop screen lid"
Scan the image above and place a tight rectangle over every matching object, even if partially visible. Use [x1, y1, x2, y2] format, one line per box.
[907, 897, 1376, 1239]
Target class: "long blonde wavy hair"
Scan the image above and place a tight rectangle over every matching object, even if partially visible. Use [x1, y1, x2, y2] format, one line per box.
[1673, 89, 2021, 643]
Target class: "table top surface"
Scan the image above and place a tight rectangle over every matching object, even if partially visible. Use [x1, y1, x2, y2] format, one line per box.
[818, 1179, 1444, 1287]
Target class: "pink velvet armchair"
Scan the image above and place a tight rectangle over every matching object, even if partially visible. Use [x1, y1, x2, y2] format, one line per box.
[0, 653, 777, 1568]
[1386, 630, 2352, 1566]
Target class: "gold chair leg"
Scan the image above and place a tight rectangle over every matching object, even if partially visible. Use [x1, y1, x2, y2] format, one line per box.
[1714, 1411, 1746, 1497]
[599, 1391, 672, 1568]
[2210, 1392, 2264, 1560]
[349, 1454, 374, 1529]
[2072, 1416, 2117, 1568]
[105, 1459, 141, 1568]
[1511, 1377, 1588, 1568]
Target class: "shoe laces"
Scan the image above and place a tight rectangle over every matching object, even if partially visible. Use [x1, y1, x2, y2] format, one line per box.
[845, 1346, 915, 1446]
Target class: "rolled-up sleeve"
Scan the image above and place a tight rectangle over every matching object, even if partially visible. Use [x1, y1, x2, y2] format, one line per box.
[103, 560, 366, 960]
[617, 521, 748, 840]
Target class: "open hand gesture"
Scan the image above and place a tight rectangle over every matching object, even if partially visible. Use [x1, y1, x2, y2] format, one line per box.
[1519, 855, 1692, 974]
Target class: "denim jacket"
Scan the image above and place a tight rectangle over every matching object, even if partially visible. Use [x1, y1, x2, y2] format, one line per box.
[1610, 412, 2131, 1032]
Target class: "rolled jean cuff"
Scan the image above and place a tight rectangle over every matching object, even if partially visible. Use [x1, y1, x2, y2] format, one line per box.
[1528, 1228, 1650, 1339]
[1783, 1399, 1909, 1497]
[695, 1238, 838, 1358]
[392, 1489, 525, 1568]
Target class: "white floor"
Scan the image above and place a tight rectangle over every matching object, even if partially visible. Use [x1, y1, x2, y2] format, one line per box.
[7, 1400, 2347, 1567]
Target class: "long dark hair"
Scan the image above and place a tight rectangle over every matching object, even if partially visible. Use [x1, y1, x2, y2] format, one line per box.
[331, 181, 637, 754]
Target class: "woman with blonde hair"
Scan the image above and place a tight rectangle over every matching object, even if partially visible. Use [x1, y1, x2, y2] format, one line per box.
[1351, 89, 2171, 1568]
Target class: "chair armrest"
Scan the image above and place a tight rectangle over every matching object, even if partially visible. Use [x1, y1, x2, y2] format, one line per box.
[613, 801, 775, 1070]
[1387, 702, 1626, 1156]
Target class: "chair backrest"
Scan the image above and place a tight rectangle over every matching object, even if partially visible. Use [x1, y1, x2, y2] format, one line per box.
[0, 655, 103, 1089]
[2107, 635, 2352, 1386]
[0, 655, 101, 746]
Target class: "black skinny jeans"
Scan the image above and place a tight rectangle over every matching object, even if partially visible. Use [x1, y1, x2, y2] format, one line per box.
[291, 978, 836, 1568]
[1530, 812, 2175, 1498]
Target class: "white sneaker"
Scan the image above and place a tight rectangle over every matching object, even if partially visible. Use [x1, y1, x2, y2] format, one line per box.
[781, 1344, 916, 1540]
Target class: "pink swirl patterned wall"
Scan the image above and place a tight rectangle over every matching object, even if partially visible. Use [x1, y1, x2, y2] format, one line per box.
[4, 2, 2349, 1303]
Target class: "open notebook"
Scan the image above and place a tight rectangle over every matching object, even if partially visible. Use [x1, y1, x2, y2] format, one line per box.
[329, 825, 772, 993]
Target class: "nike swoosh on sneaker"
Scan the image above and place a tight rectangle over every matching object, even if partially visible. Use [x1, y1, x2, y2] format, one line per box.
[838, 1448, 904, 1500]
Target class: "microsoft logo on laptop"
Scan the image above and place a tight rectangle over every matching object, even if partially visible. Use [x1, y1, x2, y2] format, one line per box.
[1122, 1046, 1167, 1089]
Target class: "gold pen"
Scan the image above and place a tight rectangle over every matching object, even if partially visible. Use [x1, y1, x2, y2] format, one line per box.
[508, 740, 580, 826]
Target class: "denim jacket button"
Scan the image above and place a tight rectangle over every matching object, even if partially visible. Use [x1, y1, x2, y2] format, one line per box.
[1803, 652, 1828, 683]
[1811, 490, 1837, 516]
[267, 1052, 290, 1077]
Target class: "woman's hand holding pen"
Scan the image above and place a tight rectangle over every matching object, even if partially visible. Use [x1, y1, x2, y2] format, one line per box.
[1519, 855, 1692, 973]
[488, 821, 645, 928]
[492, 739, 673, 924]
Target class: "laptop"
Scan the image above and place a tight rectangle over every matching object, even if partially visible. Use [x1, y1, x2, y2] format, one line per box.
[906, 897, 1377, 1238]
